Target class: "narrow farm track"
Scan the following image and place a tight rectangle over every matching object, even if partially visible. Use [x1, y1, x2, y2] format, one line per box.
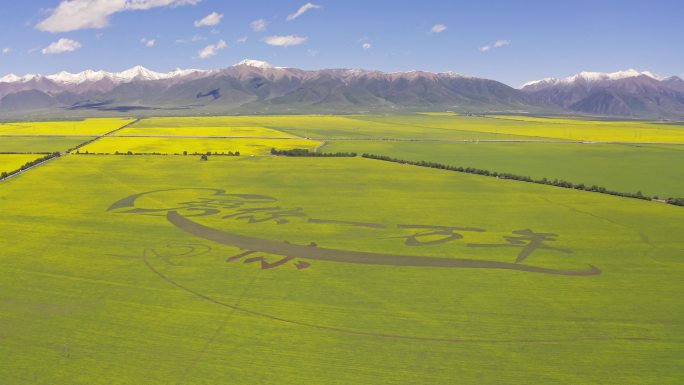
[0, 155, 60, 182]
[66, 118, 142, 154]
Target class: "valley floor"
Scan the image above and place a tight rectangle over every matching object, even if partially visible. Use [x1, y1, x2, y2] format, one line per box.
[1, 114, 683, 384]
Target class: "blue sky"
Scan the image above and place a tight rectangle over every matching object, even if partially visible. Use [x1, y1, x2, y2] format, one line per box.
[0, 0, 682, 86]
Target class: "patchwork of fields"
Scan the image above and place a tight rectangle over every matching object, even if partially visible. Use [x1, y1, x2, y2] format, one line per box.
[1, 114, 683, 384]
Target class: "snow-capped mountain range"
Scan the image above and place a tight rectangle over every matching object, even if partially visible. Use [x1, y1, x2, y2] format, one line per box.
[521, 69, 674, 90]
[0, 65, 211, 85]
[0, 59, 469, 86]
[0, 60, 682, 118]
[520, 69, 684, 117]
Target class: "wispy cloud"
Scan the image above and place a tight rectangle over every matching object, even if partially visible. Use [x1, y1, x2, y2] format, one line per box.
[194, 11, 223, 27]
[42, 38, 82, 54]
[430, 24, 447, 33]
[494, 40, 510, 48]
[175, 35, 207, 44]
[37, 0, 200, 33]
[287, 3, 322, 21]
[236, 36, 248, 44]
[140, 37, 156, 47]
[251, 19, 268, 32]
[479, 39, 511, 52]
[263, 35, 307, 47]
[2, 48, 10, 54]
[198, 39, 227, 59]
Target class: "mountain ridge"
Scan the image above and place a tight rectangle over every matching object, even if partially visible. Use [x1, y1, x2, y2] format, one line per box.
[521, 69, 684, 118]
[1, 61, 682, 119]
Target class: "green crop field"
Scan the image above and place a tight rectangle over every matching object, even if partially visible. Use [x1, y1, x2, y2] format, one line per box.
[1, 114, 683, 384]
[0, 136, 95, 153]
[322, 141, 684, 198]
[355, 114, 684, 142]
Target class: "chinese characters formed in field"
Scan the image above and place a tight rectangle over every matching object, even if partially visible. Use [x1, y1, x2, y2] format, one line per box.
[108, 188, 599, 276]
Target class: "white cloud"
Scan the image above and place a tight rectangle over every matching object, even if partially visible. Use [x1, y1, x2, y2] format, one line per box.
[431, 24, 447, 33]
[236, 36, 248, 44]
[141, 37, 156, 47]
[287, 3, 322, 21]
[42, 38, 82, 54]
[250, 19, 268, 32]
[307, 49, 318, 57]
[198, 39, 227, 59]
[37, 0, 201, 33]
[263, 35, 307, 47]
[359, 37, 372, 50]
[194, 11, 223, 27]
[175, 35, 207, 44]
[494, 40, 510, 48]
[2, 48, 10, 54]
[479, 39, 511, 52]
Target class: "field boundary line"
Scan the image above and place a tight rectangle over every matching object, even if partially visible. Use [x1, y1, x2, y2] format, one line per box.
[0, 153, 61, 183]
[360, 153, 684, 208]
[66, 118, 142, 154]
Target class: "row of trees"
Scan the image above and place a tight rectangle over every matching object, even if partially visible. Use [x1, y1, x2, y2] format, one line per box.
[0, 152, 60, 180]
[667, 197, 684, 206]
[74, 150, 241, 156]
[361, 153, 684, 207]
[270, 148, 357, 157]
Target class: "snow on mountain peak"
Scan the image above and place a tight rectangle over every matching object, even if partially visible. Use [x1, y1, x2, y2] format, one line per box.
[0, 74, 23, 83]
[522, 69, 666, 89]
[0, 66, 210, 85]
[0, 73, 40, 83]
[234, 59, 275, 69]
[114, 65, 166, 81]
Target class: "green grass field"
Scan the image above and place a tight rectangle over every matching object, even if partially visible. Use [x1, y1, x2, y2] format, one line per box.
[322, 141, 684, 198]
[1, 114, 683, 384]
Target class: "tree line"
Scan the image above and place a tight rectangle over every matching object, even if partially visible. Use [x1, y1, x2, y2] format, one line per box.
[271, 148, 357, 157]
[74, 150, 241, 156]
[0, 152, 60, 181]
[361, 153, 684, 207]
